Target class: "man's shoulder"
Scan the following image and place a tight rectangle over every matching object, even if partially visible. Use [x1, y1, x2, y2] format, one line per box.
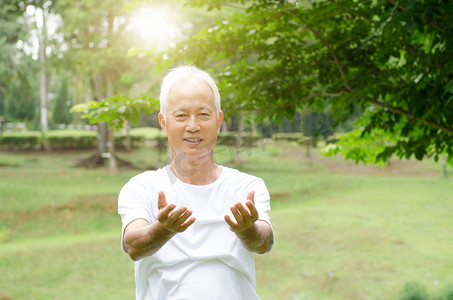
[221, 166, 263, 184]
[126, 167, 169, 186]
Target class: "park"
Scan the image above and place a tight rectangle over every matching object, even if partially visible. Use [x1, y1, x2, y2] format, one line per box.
[1, 1, 453, 299]
[1, 138, 452, 299]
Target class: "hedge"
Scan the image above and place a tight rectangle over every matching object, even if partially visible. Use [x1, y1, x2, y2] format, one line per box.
[45, 131, 96, 149]
[271, 132, 338, 146]
[0, 132, 41, 150]
[0, 129, 262, 150]
[217, 132, 262, 147]
[271, 132, 306, 142]
[0, 131, 142, 150]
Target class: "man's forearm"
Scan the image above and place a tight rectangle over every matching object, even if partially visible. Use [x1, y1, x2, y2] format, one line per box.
[234, 220, 274, 254]
[124, 221, 176, 261]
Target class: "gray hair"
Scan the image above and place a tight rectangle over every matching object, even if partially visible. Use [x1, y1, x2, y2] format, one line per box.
[159, 65, 221, 119]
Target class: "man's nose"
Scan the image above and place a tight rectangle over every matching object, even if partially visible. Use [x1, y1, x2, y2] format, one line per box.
[185, 116, 200, 132]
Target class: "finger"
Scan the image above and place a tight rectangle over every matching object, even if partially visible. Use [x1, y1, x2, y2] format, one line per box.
[231, 204, 245, 224]
[224, 215, 237, 228]
[168, 206, 189, 223]
[157, 191, 167, 210]
[179, 216, 196, 231]
[235, 202, 252, 220]
[246, 190, 255, 204]
[246, 200, 259, 220]
[157, 191, 177, 222]
[157, 205, 175, 222]
[173, 209, 193, 226]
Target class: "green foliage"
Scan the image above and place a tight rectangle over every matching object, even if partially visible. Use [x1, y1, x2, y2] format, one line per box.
[129, 127, 164, 139]
[71, 94, 159, 130]
[0, 1, 29, 81]
[52, 78, 73, 125]
[436, 286, 453, 300]
[3, 57, 39, 123]
[114, 135, 144, 150]
[160, 0, 453, 165]
[0, 131, 41, 150]
[398, 282, 453, 300]
[399, 282, 429, 300]
[323, 129, 395, 166]
[271, 132, 305, 143]
[54, 0, 154, 95]
[45, 130, 97, 149]
[0, 130, 145, 150]
[302, 111, 334, 139]
[217, 131, 262, 147]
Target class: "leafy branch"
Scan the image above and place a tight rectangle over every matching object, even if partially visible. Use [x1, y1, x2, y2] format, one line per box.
[71, 94, 159, 131]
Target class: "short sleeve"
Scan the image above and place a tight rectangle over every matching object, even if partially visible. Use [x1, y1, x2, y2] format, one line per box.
[251, 177, 274, 252]
[248, 178, 272, 225]
[118, 174, 155, 253]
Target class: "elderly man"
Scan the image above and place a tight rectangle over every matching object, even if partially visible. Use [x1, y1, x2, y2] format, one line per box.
[118, 65, 274, 300]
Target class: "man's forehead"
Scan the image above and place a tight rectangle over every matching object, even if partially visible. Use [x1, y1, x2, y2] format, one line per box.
[167, 79, 215, 109]
[170, 78, 213, 95]
[170, 104, 214, 112]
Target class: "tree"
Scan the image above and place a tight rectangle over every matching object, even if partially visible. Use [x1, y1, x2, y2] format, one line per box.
[55, 0, 153, 172]
[71, 94, 159, 171]
[34, 1, 52, 133]
[0, 0, 33, 130]
[52, 77, 72, 125]
[160, 0, 453, 166]
[4, 57, 39, 125]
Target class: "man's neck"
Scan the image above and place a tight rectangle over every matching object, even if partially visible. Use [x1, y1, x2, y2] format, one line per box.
[170, 155, 221, 185]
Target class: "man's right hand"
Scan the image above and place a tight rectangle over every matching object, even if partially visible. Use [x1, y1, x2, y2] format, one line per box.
[123, 191, 196, 261]
[157, 191, 196, 233]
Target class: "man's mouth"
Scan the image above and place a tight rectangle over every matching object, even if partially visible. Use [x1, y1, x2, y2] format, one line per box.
[184, 138, 203, 143]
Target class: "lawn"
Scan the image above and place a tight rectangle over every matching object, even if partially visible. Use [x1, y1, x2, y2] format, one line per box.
[1, 141, 452, 299]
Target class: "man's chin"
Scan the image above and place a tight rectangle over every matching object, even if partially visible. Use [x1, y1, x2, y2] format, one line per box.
[176, 148, 214, 161]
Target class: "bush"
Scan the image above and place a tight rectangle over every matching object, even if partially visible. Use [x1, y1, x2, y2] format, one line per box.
[271, 132, 305, 142]
[217, 132, 262, 147]
[1, 130, 145, 151]
[397, 282, 453, 300]
[114, 135, 144, 149]
[129, 127, 163, 139]
[435, 285, 453, 300]
[399, 282, 429, 300]
[46, 131, 97, 149]
[0, 129, 262, 150]
[0, 132, 41, 150]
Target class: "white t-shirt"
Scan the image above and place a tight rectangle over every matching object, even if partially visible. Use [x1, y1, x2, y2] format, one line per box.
[118, 165, 273, 300]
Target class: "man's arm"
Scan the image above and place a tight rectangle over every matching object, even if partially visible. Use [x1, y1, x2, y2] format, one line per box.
[224, 191, 274, 254]
[123, 191, 196, 261]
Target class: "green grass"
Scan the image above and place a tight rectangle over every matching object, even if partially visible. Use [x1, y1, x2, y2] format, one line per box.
[1, 142, 452, 299]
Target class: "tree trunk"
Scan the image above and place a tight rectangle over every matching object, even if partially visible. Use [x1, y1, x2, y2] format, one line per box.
[124, 120, 131, 151]
[97, 121, 108, 155]
[107, 126, 118, 173]
[37, 7, 48, 134]
[235, 113, 245, 165]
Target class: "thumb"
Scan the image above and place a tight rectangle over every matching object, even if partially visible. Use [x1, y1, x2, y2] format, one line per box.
[158, 191, 167, 210]
[246, 190, 255, 204]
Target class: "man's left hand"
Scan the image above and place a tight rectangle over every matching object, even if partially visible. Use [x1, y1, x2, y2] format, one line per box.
[224, 190, 259, 232]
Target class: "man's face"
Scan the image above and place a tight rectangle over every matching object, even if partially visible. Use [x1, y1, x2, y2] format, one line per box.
[158, 78, 224, 161]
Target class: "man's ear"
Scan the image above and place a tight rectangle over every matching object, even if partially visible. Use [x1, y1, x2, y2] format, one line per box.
[158, 113, 168, 136]
[217, 110, 224, 134]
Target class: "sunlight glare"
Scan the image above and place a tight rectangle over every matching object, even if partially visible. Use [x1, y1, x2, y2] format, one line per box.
[129, 6, 181, 48]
